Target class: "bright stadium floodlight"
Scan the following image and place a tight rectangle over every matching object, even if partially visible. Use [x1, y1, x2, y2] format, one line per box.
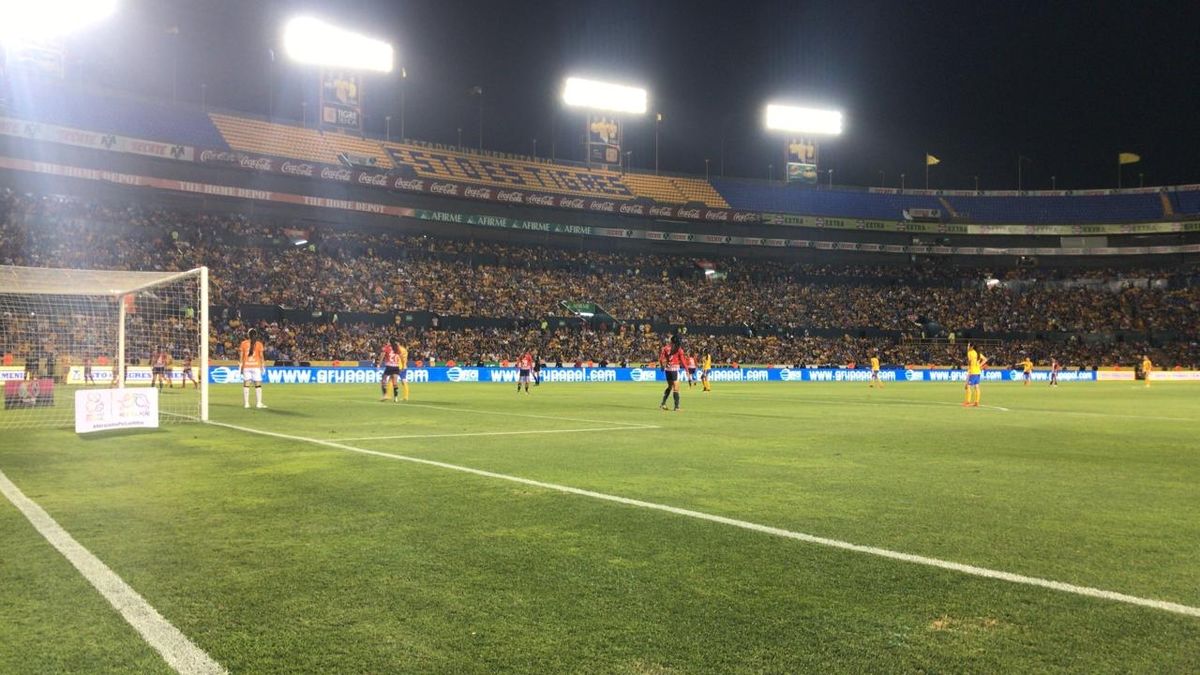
[562, 77, 648, 114]
[0, 0, 119, 44]
[282, 16, 394, 73]
[764, 104, 844, 135]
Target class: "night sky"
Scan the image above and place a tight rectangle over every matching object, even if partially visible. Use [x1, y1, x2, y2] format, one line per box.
[64, 0, 1200, 190]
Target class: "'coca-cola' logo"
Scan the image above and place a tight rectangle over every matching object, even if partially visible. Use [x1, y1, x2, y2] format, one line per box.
[561, 198, 586, 209]
[589, 200, 616, 212]
[527, 194, 555, 206]
[430, 182, 459, 195]
[357, 173, 389, 186]
[321, 167, 353, 181]
[393, 178, 425, 191]
[677, 208, 702, 219]
[649, 206, 673, 216]
[239, 156, 274, 171]
[497, 190, 524, 203]
[619, 204, 645, 215]
[464, 187, 493, 199]
[704, 210, 729, 221]
[732, 212, 758, 222]
[280, 161, 315, 177]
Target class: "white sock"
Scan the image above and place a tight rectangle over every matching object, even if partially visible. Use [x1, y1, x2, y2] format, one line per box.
[243, 387, 249, 406]
[256, 387, 263, 406]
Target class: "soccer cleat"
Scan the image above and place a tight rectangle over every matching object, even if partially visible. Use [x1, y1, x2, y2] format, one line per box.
[256, 403, 268, 409]
[379, 397, 389, 402]
[244, 403, 250, 409]
[660, 404, 668, 411]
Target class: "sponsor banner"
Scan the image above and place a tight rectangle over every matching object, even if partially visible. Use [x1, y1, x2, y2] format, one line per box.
[65, 365, 196, 385]
[786, 138, 818, 184]
[786, 162, 818, 184]
[9, 155, 1200, 257]
[75, 388, 159, 434]
[1142, 371, 1200, 381]
[765, 212, 1200, 237]
[0, 366, 27, 381]
[320, 70, 363, 132]
[0, 117, 194, 161]
[386, 146, 633, 197]
[587, 115, 621, 165]
[202, 366, 1105, 384]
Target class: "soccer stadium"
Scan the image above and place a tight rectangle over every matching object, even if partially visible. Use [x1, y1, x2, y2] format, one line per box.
[1, 1, 1198, 672]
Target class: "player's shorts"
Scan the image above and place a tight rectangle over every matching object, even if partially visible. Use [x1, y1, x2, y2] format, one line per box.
[687, 368, 697, 378]
[1023, 372, 1032, 380]
[182, 368, 193, 379]
[242, 367, 263, 384]
[967, 374, 981, 386]
[702, 369, 710, 378]
[519, 369, 531, 379]
[871, 369, 880, 378]
[152, 366, 166, 376]
[665, 369, 679, 383]
[382, 366, 401, 377]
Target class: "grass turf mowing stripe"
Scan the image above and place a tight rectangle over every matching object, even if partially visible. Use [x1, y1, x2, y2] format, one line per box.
[0, 468, 227, 675]
[336, 425, 660, 441]
[210, 420, 1200, 620]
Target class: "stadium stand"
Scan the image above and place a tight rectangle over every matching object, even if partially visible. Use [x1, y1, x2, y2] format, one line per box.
[210, 114, 393, 168]
[712, 179, 945, 220]
[3, 189, 1197, 368]
[5, 83, 228, 149]
[942, 192, 1164, 224]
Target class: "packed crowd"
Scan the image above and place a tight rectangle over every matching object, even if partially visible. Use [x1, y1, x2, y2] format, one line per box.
[2, 189, 1198, 367]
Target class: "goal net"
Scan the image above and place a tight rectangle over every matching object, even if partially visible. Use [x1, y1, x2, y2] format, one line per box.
[0, 265, 209, 429]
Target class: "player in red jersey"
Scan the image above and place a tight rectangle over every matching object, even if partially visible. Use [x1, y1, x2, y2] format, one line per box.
[180, 350, 199, 389]
[150, 346, 173, 390]
[684, 353, 698, 387]
[517, 351, 535, 393]
[377, 338, 402, 401]
[658, 334, 687, 411]
[1050, 358, 1061, 387]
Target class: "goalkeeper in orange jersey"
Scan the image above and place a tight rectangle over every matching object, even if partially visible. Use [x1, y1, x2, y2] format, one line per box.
[239, 328, 266, 409]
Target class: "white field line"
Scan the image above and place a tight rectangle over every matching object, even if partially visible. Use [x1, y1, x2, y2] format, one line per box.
[209, 420, 1200, 619]
[337, 425, 659, 442]
[316, 396, 659, 428]
[0, 469, 226, 675]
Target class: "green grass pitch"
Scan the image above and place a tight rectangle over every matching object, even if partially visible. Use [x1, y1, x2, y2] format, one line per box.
[2, 381, 1198, 673]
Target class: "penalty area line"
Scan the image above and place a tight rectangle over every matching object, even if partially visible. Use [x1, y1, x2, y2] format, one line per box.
[0, 468, 226, 675]
[209, 419, 1200, 620]
[336, 425, 660, 442]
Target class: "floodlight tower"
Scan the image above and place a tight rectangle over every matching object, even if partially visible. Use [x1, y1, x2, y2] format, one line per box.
[282, 17, 394, 137]
[562, 76, 648, 169]
[763, 103, 844, 185]
[0, 0, 119, 45]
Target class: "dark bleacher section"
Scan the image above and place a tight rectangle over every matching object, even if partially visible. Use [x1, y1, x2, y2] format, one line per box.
[710, 179, 943, 220]
[1173, 189, 1200, 216]
[944, 193, 1164, 224]
[6, 83, 228, 149]
[713, 179, 1172, 224]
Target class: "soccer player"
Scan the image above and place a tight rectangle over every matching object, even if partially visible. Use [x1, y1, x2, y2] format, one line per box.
[83, 355, 96, 385]
[533, 353, 542, 386]
[1021, 355, 1033, 386]
[239, 328, 266, 408]
[1141, 354, 1152, 388]
[685, 353, 698, 388]
[517, 351, 534, 393]
[180, 350, 199, 389]
[1049, 358, 1061, 387]
[150, 346, 172, 390]
[963, 342, 987, 407]
[701, 352, 713, 392]
[658, 334, 687, 411]
[377, 338, 407, 402]
[869, 352, 883, 388]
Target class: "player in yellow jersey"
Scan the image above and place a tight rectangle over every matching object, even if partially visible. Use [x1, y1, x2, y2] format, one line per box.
[701, 353, 713, 392]
[396, 341, 410, 401]
[1021, 356, 1033, 387]
[869, 352, 883, 388]
[1141, 354, 1152, 388]
[963, 342, 987, 407]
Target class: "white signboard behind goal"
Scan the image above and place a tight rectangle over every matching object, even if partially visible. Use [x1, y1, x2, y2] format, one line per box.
[74, 388, 159, 433]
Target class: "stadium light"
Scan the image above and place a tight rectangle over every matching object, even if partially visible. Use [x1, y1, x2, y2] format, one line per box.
[0, 0, 118, 44]
[282, 17, 393, 73]
[562, 77, 647, 114]
[764, 104, 844, 135]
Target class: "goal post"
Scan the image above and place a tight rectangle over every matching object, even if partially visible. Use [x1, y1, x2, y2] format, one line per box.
[0, 265, 209, 429]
